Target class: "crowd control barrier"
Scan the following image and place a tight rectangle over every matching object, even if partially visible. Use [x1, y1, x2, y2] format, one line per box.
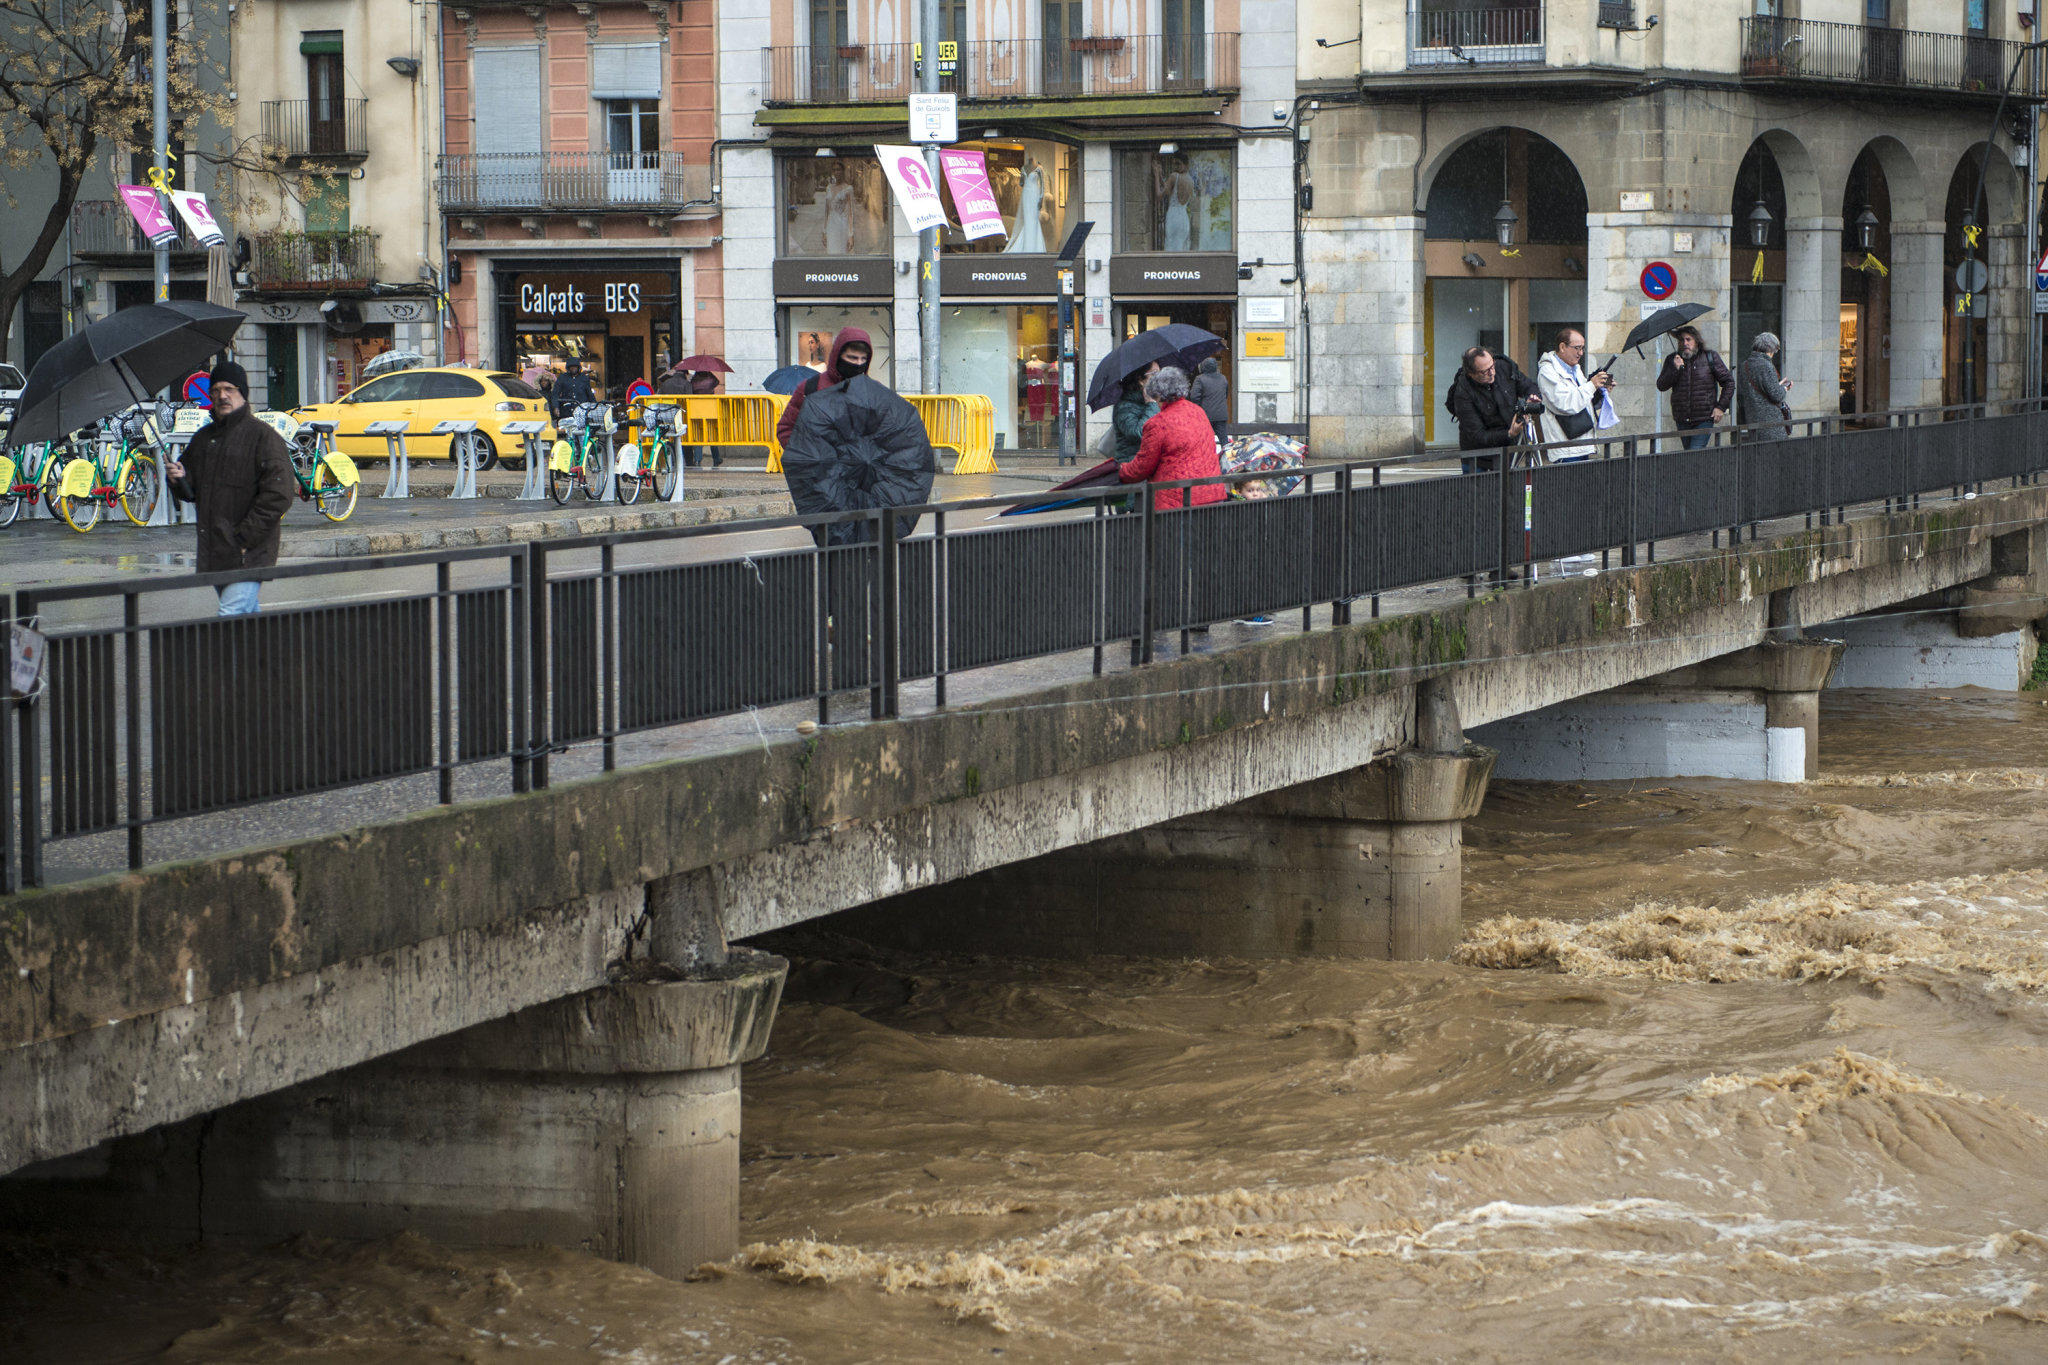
[638, 394, 787, 469]
[907, 395, 999, 474]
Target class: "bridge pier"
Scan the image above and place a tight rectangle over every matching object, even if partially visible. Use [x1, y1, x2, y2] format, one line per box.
[1472, 639, 1844, 783]
[1818, 526, 2046, 690]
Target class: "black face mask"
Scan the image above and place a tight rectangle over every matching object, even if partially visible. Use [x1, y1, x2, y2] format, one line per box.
[839, 356, 869, 377]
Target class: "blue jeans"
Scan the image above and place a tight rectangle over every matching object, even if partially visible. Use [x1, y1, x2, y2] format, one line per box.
[216, 581, 261, 616]
[1677, 419, 1716, 451]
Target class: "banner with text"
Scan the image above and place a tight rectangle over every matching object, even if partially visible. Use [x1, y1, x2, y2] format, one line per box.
[938, 148, 1005, 241]
[167, 190, 226, 249]
[875, 144, 947, 234]
[117, 185, 180, 248]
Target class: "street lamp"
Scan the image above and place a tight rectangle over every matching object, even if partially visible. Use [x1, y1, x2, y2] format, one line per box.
[1747, 201, 1774, 250]
[1493, 200, 1519, 248]
[1853, 207, 1880, 251]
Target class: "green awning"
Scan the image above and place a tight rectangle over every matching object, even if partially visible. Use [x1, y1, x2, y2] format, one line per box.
[754, 93, 1226, 127]
[300, 32, 344, 55]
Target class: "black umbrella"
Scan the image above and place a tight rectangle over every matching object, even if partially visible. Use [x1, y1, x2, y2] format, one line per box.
[782, 375, 936, 545]
[1085, 324, 1223, 411]
[6, 301, 246, 447]
[1595, 302, 1715, 377]
[763, 364, 821, 395]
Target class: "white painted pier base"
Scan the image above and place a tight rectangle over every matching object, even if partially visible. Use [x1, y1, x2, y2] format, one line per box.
[1824, 612, 2039, 691]
[1472, 641, 1844, 784]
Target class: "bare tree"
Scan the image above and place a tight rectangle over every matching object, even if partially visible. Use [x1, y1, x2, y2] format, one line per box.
[0, 0, 311, 339]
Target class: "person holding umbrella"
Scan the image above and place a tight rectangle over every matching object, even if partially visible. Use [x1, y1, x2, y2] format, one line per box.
[780, 369, 934, 547]
[164, 359, 296, 616]
[1654, 325, 1734, 450]
[1112, 363, 1159, 461]
[775, 328, 872, 448]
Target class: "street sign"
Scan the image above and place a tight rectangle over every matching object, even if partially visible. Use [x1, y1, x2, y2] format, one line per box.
[1639, 261, 1677, 300]
[909, 92, 956, 144]
[2034, 291, 2048, 315]
[1954, 259, 1989, 294]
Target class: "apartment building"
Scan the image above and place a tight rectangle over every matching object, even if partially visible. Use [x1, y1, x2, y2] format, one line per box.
[718, 0, 1300, 453]
[438, 0, 720, 398]
[1299, 0, 2045, 455]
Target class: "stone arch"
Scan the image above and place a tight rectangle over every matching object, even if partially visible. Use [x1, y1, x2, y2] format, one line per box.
[1747, 127, 1823, 221]
[1847, 134, 1929, 227]
[1953, 141, 2023, 225]
[1416, 123, 1597, 214]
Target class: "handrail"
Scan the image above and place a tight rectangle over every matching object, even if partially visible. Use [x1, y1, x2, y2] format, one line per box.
[1739, 15, 2045, 97]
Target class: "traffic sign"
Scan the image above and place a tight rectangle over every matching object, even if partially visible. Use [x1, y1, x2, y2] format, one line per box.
[1954, 259, 1989, 294]
[909, 92, 957, 144]
[1639, 261, 1677, 300]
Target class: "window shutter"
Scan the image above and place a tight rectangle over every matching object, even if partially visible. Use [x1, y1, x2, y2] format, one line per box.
[591, 43, 661, 98]
[472, 46, 541, 153]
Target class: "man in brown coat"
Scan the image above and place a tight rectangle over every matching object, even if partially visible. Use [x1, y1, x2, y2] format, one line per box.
[165, 359, 295, 616]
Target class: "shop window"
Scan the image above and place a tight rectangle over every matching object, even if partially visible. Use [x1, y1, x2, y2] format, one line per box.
[1114, 146, 1232, 254]
[940, 305, 1065, 454]
[939, 137, 1079, 255]
[780, 155, 891, 256]
[786, 304, 893, 382]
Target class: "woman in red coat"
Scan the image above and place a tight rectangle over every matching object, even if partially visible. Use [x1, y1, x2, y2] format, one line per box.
[1117, 365, 1225, 510]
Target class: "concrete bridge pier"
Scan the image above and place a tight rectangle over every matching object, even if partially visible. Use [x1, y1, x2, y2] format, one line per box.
[1473, 638, 1844, 783]
[1822, 526, 2047, 690]
[843, 680, 1496, 961]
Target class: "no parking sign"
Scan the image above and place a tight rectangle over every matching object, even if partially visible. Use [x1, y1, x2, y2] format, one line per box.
[1640, 261, 1677, 301]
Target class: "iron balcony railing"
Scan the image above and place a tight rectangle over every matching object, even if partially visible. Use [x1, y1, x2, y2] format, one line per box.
[249, 230, 379, 290]
[69, 199, 168, 256]
[1597, 1, 1634, 29]
[8, 399, 2048, 892]
[1407, 3, 1544, 67]
[259, 98, 370, 160]
[437, 151, 708, 212]
[763, 32, 1240, 104]
[1739, 16, 2045, 97]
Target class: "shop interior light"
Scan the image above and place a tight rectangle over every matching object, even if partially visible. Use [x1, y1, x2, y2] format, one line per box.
[1854, 206, 1880, 250]
[982, 128, 1000, 138]
[815, 146, 834, 157]
[1747, 200, 1773, 250]
[1158, 141, 1177, 155]
[1492, 200, 1519, 248]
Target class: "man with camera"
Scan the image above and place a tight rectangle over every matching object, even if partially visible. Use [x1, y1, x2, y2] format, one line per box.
[1446, 345, 1541, 472]
[1537, 328, 1612, 462]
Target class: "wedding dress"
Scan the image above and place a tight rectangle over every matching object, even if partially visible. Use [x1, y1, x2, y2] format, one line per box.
[1004, 165, 1047, 253]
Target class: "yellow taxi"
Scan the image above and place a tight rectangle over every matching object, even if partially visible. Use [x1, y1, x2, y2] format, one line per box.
[293, 366, 555, 469]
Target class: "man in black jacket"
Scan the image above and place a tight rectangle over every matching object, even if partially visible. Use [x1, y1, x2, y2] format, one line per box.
[1446, 346, 1539, 472]
[165, 359, 296, 616]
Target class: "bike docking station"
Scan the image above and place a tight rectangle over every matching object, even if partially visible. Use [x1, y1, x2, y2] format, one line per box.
[504, 422, 550, 500]
[144, 410, 196, 528]
[365, 419, 412, 499]
[434, 419, 483, 499]
[646, 403, 688, 505]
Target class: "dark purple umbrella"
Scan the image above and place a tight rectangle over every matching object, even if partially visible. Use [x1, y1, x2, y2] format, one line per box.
[1000, 458, 1125, 516]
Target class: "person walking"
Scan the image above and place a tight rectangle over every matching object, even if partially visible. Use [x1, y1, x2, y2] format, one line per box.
[1446, 346, 1539, 473]
[1111, 363, 1159, 461]
[550, 355, 596, 419]
[1190, 355, 1230, 443]
[1536, 328, 1611, 463]
[1738, 332, 1794, 441]
[775, 327, 872, 448]
[163, 359, 295, 617]
[1654, 325, 1735, 450]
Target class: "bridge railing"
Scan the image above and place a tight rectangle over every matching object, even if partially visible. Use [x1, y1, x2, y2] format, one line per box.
[7, 399, 2047, 891]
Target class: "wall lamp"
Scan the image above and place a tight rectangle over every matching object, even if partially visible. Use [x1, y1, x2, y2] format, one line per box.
[1158, 141, 1177, 155]
[1747, 200, 1774, 249]
[1493, 200, 1519, 248]
[386, 56, 421, 79]
[1854, 205, 1880, 250]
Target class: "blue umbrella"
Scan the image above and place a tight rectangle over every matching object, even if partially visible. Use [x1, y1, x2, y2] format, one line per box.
[763, 364, 820, 395]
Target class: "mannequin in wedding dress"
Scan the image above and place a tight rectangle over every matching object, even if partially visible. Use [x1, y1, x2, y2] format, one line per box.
[822, 163, 856, 255]
[1004, 156, 1048, 253]
[1157, 153, 1196, 251]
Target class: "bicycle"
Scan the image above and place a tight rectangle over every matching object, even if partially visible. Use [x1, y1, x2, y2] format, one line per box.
[287, 421, 361, 522]
[0, 440, 68, 528]
[616, 400, 680, 505]
[548, 402, 616, 504]
[51, 408, 163, 532]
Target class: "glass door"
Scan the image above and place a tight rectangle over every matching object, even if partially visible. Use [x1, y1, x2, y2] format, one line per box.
[1161, 0, 1206, 88]
[1042, 1, 1083, 96]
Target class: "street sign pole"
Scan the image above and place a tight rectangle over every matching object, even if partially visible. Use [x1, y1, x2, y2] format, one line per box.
[916, 0, 942, 396]
[150, 0, 170, 302]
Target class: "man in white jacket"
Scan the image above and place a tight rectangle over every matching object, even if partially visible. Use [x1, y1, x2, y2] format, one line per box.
[1536, 328, 1612, 462]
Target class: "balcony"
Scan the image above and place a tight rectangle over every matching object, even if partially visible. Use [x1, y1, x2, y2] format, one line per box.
[1596, 1, 1634, 29]
[260, 98, 370, 161]
[249, 230, 379, 291]
[762, 32, 1240, 105]
[1406, 4, 1543, 68]
[1739, 17, 2046, 100]
[69, 199, 205, 259]
[436, 151, 708, 213]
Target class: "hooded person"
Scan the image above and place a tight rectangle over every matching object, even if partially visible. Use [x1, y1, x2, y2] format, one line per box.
[164, 358, 297, 616]
[781, 372, 935, 547]
[1189, 355, 1230, 439]
[775, 327, 874, 448]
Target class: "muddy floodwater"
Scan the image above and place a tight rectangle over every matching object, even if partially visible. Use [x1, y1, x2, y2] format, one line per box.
[11, 689, 2048, 1361]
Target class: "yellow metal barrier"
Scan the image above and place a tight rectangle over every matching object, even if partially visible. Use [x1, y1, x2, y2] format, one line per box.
[908, 394, 999, 474]
[637, 393, 788, 469]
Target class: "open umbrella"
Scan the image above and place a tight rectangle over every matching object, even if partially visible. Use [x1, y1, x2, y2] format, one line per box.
[6, 300, 245, 447]
[363, 350, 428, 379]
[999, 458, 1124, 517]
[763, 364, 819, 395]
[781, 374, 935, 545]
[672, 354, 733, 374]
[1595, 302, 1714, 376]
[1086, 324, 1223, 411]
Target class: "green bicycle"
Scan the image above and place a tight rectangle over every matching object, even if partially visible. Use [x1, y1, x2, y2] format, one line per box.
[616, 400, 680, 505]
[548, 402, 616, 505]
[0, 440, 68, 528]
[50, 410, 162, 532]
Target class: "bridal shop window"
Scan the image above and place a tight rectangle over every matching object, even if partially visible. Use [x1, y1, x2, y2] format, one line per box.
[938, 137, 1079, 256]
[779, 155, 891, 257]
[1114, 145, 1235, 253]
[783, 304, 894, 383]
[939, 305, 1068, 454]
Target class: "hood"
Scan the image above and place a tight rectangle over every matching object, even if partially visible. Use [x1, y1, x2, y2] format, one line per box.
[824, 327, 875, 385]
[1198, 357, 1221, 375]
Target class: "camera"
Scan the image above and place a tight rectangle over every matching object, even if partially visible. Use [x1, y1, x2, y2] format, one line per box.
[1515, 398, 1545, 416]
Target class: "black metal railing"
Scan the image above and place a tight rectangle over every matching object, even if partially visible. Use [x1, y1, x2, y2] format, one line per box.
[1597, 1, 1634, 29]
[249, 230, 379, 290]
[763, 32, 1240, 104]
[1407, 3, 1544, 66]
[437, 151, 709, 212]
[69, 200, 157, 256]
[1739, 17, 2043, 97]
[7, 400, 2048, 892]
[260, 98, 370, 159]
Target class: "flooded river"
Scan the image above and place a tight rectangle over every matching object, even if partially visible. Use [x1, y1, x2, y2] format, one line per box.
[10, 689, 2048, 1361]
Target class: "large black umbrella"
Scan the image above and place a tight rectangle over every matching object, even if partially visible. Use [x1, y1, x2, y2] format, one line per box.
[1595, 302, 1715, 376]
[6, 301, 245, 447]
[1085, 324, 1223, 411]
[782, 375, 936, 545]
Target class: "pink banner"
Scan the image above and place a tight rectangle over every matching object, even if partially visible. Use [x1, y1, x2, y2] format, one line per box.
[938, 148, 1005, 242]
[117, 185, 179, 248]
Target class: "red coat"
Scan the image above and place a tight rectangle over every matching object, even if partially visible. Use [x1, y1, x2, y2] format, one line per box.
[1118, 397, 1226, 510]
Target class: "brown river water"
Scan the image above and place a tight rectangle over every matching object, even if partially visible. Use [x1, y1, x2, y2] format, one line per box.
[10, 688, 2048, 1362]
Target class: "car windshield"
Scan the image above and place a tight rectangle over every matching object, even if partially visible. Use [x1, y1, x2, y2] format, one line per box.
[490, 374, 545, 400]
[0, 364, 23, 389]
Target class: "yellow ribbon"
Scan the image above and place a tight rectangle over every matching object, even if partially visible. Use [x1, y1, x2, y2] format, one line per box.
[1750, 252, 1765, 284]
[1963, 224, 1983, 249]
[145, 162, 175, 192]
[1957, 291, 1975, 315]
[1500, 247, 1522, 258]
[1861, 252, 1890, 277]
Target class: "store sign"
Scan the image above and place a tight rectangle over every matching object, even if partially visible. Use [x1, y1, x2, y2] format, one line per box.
[516, 279, 645, 316]
[875, 144, 948, 234]
[941, 255, 1061, 296]
[1243, 331, 1287, 358]
[1109, 253, 1240, 296]
[773, 257, 894, 296]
